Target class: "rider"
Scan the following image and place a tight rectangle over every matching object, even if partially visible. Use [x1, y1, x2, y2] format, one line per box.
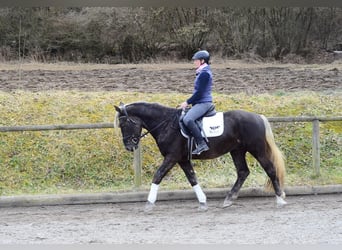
[180, 50, 213, 155]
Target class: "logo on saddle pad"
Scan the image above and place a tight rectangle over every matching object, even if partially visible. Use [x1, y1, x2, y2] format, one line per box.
[202, 112, 224, 137]
[181, 112, 224, 138]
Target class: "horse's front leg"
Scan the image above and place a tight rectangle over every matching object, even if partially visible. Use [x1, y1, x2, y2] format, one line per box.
[145, 157, 176, 212]
[179, 160, 208, 212]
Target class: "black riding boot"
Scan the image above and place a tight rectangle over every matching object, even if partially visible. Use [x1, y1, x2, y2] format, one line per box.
[186, 120, 209, 155]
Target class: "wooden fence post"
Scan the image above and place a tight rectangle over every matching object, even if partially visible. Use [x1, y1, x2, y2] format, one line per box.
[133, 143, 142, 188]
[312, 119, 320, 176]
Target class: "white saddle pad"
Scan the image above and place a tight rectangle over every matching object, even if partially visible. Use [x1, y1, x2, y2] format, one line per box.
[202, 112, 224, 137]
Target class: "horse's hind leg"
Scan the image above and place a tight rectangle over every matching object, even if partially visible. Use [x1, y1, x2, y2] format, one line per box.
[223, 150, 250, 208]
[254, 154, 287, 207]
[179, 160, 208, 211]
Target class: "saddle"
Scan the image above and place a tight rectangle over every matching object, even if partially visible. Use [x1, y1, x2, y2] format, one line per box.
[179, 104, 224, 159]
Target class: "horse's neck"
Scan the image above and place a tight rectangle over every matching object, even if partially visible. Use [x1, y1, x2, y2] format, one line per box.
[129, 104, 170, 129]
[140, 113, 162, 130]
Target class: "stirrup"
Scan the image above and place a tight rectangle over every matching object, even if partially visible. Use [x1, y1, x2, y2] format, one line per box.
[192, 143, 209, 155]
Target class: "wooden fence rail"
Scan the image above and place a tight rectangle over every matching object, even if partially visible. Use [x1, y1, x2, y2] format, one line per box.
[1, 116, 341, 188]
[0, 122, 114, 132]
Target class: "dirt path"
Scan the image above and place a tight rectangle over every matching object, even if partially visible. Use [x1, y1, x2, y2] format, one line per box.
[0, 194, 341, 244]
[0, 62, 341, 94]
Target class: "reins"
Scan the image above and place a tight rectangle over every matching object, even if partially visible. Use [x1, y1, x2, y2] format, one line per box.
[139, 119, 168, 139]
[119, 115, 168, 145]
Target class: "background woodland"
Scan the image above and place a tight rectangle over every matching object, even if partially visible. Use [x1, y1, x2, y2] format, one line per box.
[0, 7, 341, 63]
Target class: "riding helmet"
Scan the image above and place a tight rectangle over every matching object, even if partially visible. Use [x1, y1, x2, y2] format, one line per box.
[192, 50, 210, 63]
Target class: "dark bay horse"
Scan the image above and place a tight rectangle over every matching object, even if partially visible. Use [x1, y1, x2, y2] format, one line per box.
[114, 102, 287, 212]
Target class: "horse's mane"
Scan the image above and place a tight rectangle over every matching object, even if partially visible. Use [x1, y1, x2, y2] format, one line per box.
[127, 102, 177, 117]
[128, 101, 175, 110]
[114, 102, 180, 129]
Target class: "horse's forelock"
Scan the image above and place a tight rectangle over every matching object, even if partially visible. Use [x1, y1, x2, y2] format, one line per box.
[114, 111, 120, 128]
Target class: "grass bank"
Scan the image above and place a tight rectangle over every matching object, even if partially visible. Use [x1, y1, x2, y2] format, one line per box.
[0, 90, 341, 196]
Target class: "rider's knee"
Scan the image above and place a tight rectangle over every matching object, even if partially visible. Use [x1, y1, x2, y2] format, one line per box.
[182, 116, 192, 126]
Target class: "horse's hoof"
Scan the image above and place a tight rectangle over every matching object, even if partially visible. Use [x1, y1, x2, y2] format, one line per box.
[198, 202, 208, 212]
[222, 199, 233, 208]
[144, 201, 155, 213]
[276, 195, 287, 207]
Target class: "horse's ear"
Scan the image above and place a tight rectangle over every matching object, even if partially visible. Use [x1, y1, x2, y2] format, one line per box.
[114, 105, 121, 113]
[115, 102, 126, 112]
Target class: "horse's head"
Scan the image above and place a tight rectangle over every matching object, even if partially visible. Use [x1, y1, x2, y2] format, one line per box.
[114, 102, 143, 152]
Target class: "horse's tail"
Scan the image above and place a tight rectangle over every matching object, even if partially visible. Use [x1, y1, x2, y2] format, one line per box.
[260, 115, 286, 192]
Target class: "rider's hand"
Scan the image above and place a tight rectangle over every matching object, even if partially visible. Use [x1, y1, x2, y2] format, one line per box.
[180, 101, 188, 110]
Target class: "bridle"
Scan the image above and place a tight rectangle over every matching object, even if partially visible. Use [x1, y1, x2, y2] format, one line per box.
[118, 114, 168, 145]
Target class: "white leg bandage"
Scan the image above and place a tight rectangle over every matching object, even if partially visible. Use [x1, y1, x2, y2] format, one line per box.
[193, 184, 206, 203]
[147, 183, 159, 204]
[276, 195, 287, 206]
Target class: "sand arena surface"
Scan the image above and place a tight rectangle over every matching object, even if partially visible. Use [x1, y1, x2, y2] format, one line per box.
[0, 194, 341, 244]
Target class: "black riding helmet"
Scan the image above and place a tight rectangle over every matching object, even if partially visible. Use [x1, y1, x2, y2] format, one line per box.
[192, 50, 210, 64]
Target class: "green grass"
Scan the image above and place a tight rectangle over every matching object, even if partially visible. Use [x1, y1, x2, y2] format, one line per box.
[0, 90, 341, 196]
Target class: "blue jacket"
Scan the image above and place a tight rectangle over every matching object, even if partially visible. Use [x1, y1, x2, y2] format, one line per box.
[187, 65, 213, 105]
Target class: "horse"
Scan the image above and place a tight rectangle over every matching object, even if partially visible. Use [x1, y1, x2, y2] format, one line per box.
[114, 101, 287, 212]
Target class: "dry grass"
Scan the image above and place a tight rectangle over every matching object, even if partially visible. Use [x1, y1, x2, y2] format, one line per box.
[0, 90, 341, 196]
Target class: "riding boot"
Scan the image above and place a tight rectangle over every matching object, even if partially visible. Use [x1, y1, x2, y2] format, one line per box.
[186, 120, 209, 155]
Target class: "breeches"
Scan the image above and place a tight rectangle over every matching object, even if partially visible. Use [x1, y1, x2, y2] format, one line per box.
[182, 102, 213, 127]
